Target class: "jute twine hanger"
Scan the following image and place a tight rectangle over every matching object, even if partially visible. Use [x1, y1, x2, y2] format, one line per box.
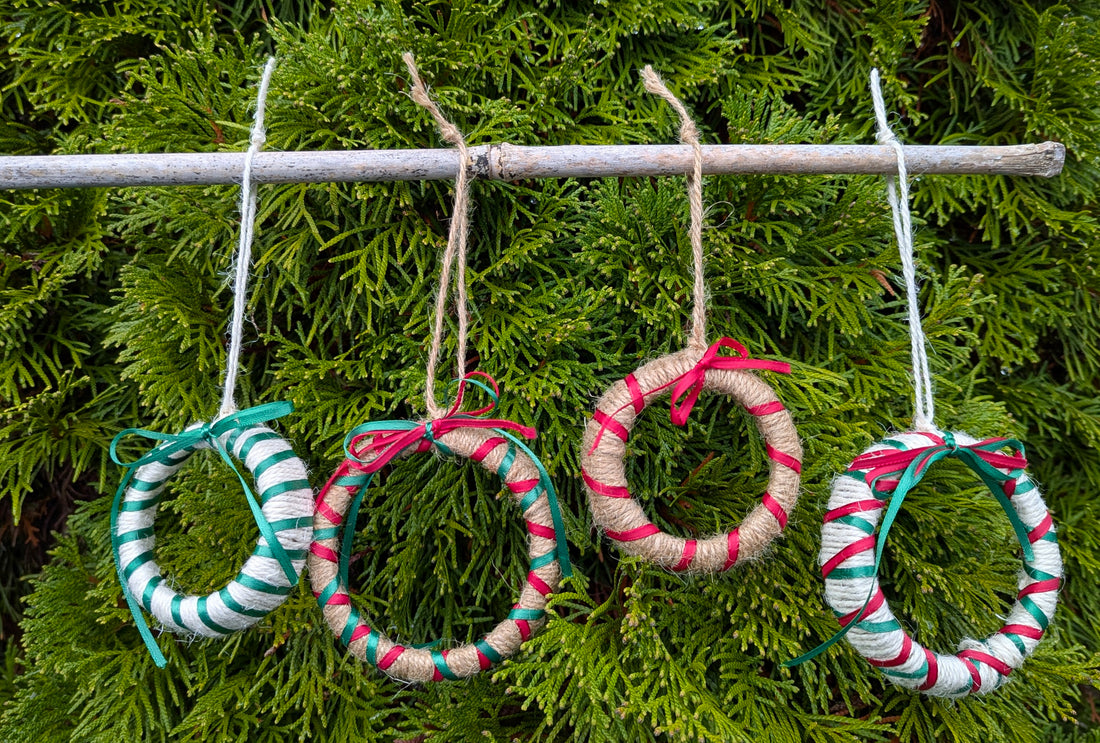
[110, 58, 314, 667]
[788, 69, 1062, 698]
[307, 53, 571, 683]
[579, 66, 803, 574]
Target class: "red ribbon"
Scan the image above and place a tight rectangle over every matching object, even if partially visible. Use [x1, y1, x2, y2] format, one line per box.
[346, 372, 536, 474]
[848, 433, 1027, 492]
[589, 337, 791, 453]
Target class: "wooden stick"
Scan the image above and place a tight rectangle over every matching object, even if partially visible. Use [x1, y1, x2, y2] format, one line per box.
[0, 142, 1064, 189]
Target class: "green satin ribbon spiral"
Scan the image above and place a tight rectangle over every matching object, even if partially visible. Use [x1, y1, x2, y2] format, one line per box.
[109, 401, 298, 667]
[786, 433, 1032, 667]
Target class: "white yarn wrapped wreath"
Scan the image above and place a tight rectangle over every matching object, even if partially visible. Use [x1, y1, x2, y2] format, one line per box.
[112, 412, 313, 666]
[815, 430, 1061, 697]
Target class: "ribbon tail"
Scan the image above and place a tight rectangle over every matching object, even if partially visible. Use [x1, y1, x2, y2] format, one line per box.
[789, 452, 933, 667]
[960, 450, 1035, 563]
[784, 583, 877, 667]
[495, 429, 572, 579]
[212, 441, 298, 586]
[110, 467, 168, 668]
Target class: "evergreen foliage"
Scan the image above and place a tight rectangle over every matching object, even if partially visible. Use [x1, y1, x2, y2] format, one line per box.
[1, 0, 1098, 740]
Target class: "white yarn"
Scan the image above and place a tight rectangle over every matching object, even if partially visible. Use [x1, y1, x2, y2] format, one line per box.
[869, 69, 936, 432]
[116, 424, 313, 636]
[220, 57, 277, 419]
[820, 430, 1062, 697]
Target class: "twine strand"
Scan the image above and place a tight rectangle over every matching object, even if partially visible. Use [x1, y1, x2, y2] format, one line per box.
[403, 52, 473, 418]
[869, 69, 936, 432]
[219, 57, 276, 419]
[641, 65, 706, 350]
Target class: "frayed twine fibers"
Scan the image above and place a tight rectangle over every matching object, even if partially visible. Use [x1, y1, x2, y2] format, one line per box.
[815, 430, 1061, 697]
[580, 67, 802, 572]
[309, 416, 567, 683]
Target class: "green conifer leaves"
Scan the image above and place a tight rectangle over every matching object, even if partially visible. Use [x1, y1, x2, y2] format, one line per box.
[2, 1, 1100, 740]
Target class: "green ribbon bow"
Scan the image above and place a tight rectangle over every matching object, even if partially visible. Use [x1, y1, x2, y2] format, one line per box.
[786, 433, 1032, 667]
[109, 401, 298, 668]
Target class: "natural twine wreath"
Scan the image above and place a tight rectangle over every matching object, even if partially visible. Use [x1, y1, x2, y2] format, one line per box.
[309, 409, 569, 683]
[811, 430, 1061, 697]
[580, 67, 802, 572]
[308, 56, 571, 683]
[581, 342, 801, 572]
[112, 408, 313, 666]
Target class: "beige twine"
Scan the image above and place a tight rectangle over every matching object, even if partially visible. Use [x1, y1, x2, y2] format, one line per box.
[309, 427, 562, 682]
[640, 65, 706, 350]
[580, 346, 801, 572]
[579, 67, 802, 572]
[403, 52, 473, 418]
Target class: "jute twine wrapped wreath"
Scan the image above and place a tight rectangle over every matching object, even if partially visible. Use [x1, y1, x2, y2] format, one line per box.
[112, 410, 313, 666]
[309, 414, 567, 682]
[580, 68, 802, 572]
[812, 430, 1061, 697]
[309, 56, 569, 683]
[581, 342, 801, 572]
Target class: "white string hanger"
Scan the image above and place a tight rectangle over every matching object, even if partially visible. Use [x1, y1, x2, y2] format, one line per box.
[219, 56, 277, 419]
[869, 69, 936, 433]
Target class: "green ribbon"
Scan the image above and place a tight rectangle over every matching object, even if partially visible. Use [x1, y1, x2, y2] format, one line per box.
[109, 401, 297, 668]
[785, 433, 1032, 668]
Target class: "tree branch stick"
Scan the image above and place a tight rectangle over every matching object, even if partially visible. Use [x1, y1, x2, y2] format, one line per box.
[0, 142, 1064, 189]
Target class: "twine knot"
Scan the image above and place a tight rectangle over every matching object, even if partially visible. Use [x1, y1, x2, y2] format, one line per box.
[641, 64, 708, 350]
[402, 52, 474, 419]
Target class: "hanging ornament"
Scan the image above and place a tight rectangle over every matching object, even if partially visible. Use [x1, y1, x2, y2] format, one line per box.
[580, 66, 802, 573]
[308, 54, 572, 683]
[110, 58, 314, 668]
[786, 70, 1062, 697]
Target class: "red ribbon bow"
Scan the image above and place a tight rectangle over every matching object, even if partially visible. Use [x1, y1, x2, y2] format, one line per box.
[345, 372, 537, 474]
[849, 433, 1027, 493]
[668, 337, 792, 426]
[589, 337, 790, 452]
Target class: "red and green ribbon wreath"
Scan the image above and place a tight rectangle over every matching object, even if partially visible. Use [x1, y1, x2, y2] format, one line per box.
[786, 433, 1035, 667]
